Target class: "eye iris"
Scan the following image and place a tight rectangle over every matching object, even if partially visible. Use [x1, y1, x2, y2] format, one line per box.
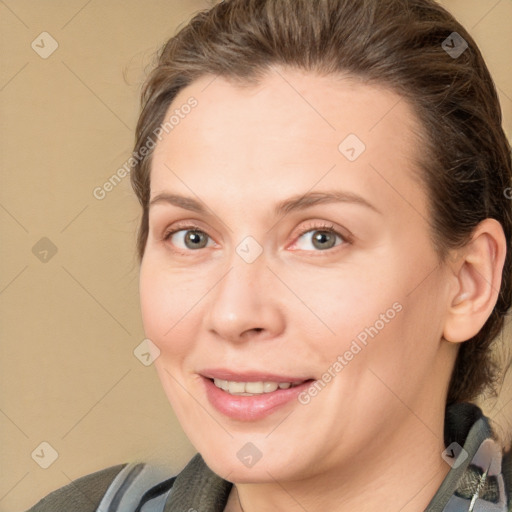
[177, 228, 339, 250]
[185, 230, 207, 249]
[312, 230, 336, 250]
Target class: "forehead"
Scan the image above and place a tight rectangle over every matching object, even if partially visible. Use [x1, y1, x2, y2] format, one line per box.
[149, 67, 427, 220]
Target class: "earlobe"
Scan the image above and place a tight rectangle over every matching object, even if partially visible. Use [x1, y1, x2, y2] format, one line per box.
[443, 219, 506, 344]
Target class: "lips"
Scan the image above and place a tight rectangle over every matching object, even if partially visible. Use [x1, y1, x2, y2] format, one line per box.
[199, 368, 316, 421]
[200, 368, 312, 384]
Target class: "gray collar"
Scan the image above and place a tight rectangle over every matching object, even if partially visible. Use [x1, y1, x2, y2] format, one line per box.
[163, 403, 507, 511]
[163, 453, 232, 511]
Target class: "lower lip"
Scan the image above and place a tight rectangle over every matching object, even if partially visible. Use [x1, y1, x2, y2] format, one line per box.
[202, 376, 315, 421]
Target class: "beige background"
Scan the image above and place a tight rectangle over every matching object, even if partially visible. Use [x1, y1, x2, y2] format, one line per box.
[1, 1, 511, 510]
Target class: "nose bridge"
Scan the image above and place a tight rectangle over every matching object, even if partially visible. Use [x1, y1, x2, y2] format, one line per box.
[216, 239, 267, 310]
[205, 237, 281, 340]
[216, 228, 268, 292]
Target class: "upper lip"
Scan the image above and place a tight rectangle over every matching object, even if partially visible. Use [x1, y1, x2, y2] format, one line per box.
[200, 368, 314, 384]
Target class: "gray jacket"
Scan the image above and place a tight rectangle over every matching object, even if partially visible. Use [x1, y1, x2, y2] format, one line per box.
[24, 403, 511, 511]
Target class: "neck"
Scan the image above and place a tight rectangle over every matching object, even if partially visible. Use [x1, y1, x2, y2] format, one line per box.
[226, 414, 450, 512]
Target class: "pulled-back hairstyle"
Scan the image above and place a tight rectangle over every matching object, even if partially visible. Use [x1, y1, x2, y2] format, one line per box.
[130, 0, 512, 405]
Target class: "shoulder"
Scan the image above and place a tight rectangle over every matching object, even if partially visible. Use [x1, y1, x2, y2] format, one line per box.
[439, 402, 512, 510]
[504, 448, 512, 505]
[25, 463, 129, 512]
[24, 461, 177, 512]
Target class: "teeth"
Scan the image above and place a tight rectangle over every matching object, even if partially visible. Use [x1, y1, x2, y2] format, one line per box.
[213, 378, 302, 395]
[228, 381, 246, 394]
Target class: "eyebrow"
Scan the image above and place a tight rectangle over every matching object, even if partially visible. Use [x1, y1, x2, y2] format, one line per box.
[149, 190, 380, 216]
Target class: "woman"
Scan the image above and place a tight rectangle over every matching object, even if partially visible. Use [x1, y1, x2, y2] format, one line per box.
[26, 0, 511, 510]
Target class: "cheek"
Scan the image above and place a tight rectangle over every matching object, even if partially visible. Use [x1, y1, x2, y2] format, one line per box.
[314, 255, 439, 368]
[139, 259, 202, 358]
[357, 271, 448, 394]
[305, 266, 400, 343]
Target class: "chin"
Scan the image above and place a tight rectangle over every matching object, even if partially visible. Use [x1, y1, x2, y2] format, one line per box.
[200, 448, 298, 483]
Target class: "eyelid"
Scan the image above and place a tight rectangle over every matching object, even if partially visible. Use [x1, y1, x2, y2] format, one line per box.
[161, 221, 217, 252]
[287, 221, 352, 252]
[161, 220, 213, 241]
[160, 220, 352, 254]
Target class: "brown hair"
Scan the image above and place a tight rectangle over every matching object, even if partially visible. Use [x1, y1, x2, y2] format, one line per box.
[130, 0, 512, 405]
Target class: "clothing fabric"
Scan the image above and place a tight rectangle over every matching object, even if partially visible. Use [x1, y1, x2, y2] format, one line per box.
[25, 402, 511, 512]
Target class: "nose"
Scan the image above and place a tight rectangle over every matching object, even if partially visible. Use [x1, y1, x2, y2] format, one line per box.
[204, 251, 286, 343]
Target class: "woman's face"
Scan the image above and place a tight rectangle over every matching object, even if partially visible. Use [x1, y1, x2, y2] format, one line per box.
[139, 67, 457, 481]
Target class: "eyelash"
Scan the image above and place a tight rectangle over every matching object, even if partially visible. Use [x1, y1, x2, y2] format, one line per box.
[161, 221, 351, 256]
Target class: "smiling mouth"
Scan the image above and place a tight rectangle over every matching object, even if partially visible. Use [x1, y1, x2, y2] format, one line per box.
[210, 378, 312, 396]
[202, 375, 316, 421]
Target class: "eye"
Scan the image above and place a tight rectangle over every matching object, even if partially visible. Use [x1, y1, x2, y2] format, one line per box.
[292, 223, 348, 252]
[162, 224, 215, 251]
[161, 221, 350, 254]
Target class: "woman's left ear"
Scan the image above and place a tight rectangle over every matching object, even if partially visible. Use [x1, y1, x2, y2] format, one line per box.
[443, 218, 507, 343]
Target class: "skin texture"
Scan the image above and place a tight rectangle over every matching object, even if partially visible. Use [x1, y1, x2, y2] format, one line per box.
[138, 67, 506, 512]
